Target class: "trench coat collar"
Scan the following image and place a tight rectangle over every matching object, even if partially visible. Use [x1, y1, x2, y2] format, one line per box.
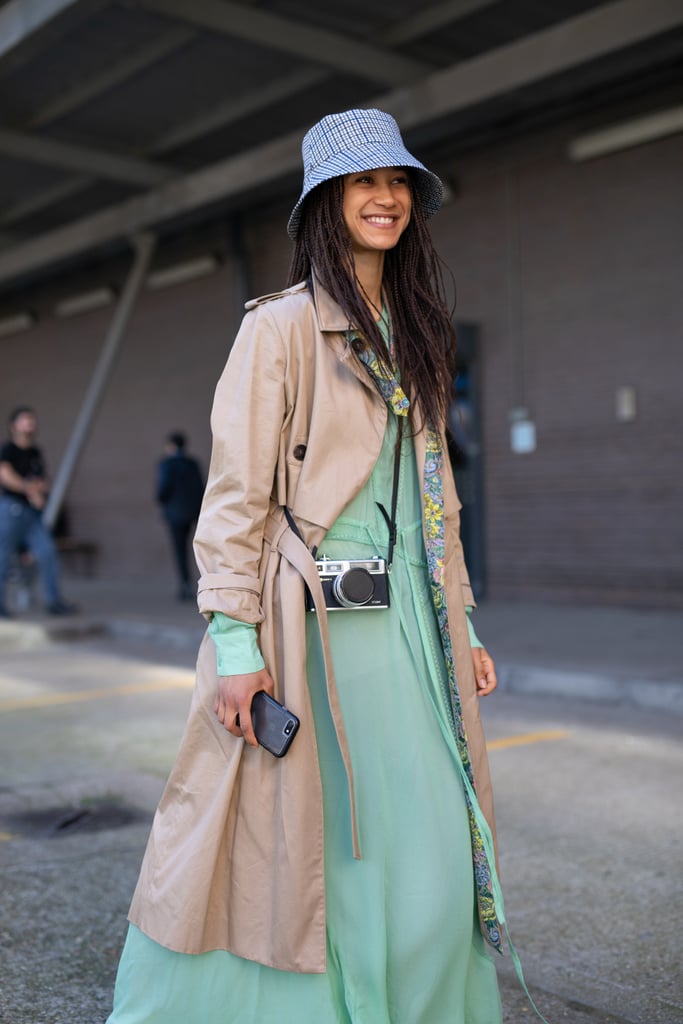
[245, 275, 354, 333]
[311, 272, 354, 333]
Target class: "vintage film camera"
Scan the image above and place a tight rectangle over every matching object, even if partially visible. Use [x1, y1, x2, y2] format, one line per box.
[305, 556, 390, 612]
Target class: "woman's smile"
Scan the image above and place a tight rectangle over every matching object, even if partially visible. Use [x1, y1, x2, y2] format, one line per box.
[364, 214, 399, 227]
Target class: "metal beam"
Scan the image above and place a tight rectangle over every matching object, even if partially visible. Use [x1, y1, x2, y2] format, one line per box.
[0, 127, 174, 187]
[0, 0, 107, 75]
[385, 0, 501, 46]
[381, 0, 683, 127]
[151, 66, 327, 154]
[151, 0, 499, 152]
[568, 104, 683, 161]
[0, 0, 83, 59]
[0, 177, 89, 227]
[0, 131, 303, 284]
[42, 233, 156, 531]
[1, 0, 681, 286]
[142, 0, 431, 85]
[29, 26, 194, 128]
[1, 28, 194, 225]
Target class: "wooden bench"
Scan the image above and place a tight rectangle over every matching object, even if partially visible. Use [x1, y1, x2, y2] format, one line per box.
[55, 537, 99, 577]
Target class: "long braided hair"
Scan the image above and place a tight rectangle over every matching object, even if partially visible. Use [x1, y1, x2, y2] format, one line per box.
[287, 173, 456, 430]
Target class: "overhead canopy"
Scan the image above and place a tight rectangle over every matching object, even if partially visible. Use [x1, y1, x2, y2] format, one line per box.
[1, 0, 682, 290]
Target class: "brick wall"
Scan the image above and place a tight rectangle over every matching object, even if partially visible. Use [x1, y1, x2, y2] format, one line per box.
[430, 124, 683, 606]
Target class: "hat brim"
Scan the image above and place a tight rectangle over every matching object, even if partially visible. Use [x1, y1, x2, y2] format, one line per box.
[287, 145, 443, 240]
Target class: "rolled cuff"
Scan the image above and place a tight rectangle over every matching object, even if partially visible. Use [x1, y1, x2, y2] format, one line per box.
[197, 572, 264, 624]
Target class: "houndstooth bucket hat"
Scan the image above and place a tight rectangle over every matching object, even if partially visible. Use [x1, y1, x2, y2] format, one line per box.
[287, 108, 444, 239]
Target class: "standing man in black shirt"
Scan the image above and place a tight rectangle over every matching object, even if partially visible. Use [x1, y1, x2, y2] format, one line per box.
[0, 406, 76, 617]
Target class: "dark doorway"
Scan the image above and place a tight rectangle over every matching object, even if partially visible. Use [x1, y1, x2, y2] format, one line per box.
[447, 322, 485, 600]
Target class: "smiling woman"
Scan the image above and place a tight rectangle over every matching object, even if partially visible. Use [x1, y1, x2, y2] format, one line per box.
[106, 108, 504, 1024]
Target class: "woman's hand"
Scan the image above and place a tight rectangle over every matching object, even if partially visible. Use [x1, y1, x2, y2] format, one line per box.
[471, 647, 498, 697]
[214, 669, 275, 747]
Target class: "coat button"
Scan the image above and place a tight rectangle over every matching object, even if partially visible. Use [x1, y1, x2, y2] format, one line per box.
[351, 338, 365, 353]
[293, 444, 307, 461]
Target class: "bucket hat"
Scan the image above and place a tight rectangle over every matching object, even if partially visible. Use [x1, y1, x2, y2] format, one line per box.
[287, 108, 444, 239]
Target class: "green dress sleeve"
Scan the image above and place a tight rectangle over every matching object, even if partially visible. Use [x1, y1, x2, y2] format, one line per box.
[208, 611, 266, 676]
[465, 606, 484, 649]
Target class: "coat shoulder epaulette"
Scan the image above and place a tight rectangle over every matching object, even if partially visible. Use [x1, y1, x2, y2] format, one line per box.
[244, 281, 308, 311]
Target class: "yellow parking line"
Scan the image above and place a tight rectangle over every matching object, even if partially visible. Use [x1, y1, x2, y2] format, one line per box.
[0, 676, 195, 712]
[0, 684, 569, 757]
[487, 729, 569, 750]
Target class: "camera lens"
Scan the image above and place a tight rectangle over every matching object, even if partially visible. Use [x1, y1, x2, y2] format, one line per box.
[333, 567, 375, 607]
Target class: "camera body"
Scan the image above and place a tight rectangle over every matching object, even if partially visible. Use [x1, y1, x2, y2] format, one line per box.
[306, 556, 390, 612]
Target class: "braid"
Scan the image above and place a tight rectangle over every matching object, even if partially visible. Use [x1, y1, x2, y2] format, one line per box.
[287, 174, 456, 429]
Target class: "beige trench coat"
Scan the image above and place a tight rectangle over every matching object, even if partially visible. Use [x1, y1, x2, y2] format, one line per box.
[128, 276, 497, 973]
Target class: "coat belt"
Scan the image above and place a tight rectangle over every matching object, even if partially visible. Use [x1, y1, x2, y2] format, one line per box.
[263, 511, 361, 860]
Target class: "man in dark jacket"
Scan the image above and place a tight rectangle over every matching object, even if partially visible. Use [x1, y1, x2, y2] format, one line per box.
[156, 432, 205, 600]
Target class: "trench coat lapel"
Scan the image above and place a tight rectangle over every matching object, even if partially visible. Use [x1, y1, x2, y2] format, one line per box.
[311, 273, 387, 395]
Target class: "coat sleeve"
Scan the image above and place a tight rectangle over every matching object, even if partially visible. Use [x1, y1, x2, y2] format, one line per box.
[194, 305, 287, 624]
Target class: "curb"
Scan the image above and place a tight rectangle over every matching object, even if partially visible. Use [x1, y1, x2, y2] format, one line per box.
[0, 617, 106, 649]
[0, 615, 203, 651]
[3, 618, 682, 715]
[106, 617, 206, 650]
[498, 663, 683, 715]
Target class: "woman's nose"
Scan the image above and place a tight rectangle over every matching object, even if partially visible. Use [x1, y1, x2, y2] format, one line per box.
[374, 184, 396, 205]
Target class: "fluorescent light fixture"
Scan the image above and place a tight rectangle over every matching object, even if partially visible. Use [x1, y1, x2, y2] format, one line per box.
[0, 312, 34, 337]
[147, 255, 218, 290]
[55, 287, 115, 317]
[568, 105, 683, 162]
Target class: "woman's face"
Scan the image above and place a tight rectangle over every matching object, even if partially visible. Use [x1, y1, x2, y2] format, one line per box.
[342, 167, 412, 256]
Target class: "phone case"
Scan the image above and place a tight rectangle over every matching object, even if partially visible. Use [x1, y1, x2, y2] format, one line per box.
[250, 691, 300, 757]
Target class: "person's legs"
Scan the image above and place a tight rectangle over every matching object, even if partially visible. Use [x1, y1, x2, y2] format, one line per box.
[0, 498, 27, 614]
[24, 507, 63, 607]
[168, 520, 194, 598]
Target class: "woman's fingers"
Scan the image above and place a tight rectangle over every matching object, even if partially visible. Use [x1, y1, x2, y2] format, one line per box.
[472, 647, 498, 697]
[236, 694, 259, 748]
[215, 669, 275, 746]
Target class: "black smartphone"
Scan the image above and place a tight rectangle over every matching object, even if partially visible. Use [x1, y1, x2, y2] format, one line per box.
[250, 691, 300, 758]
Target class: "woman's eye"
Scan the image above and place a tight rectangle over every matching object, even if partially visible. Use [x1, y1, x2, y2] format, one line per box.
[349, 172, 407, 185]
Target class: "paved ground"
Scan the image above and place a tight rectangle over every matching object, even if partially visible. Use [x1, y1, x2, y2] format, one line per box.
[0, 584, 682, 1023]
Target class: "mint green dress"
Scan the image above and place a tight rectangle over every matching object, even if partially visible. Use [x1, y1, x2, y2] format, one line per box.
[108, 415, 502, 1024]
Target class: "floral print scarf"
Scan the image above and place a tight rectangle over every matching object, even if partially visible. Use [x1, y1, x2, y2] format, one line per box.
[350, 327, 504, 953]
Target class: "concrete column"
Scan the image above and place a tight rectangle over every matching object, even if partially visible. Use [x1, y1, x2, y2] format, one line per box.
[43, 232, 156, 530]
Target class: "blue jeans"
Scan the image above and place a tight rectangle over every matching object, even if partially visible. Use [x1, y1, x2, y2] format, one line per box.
[0, 497, 62, 606]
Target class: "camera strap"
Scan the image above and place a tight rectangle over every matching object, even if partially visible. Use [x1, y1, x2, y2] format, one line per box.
[376, 416, 403, 571]
[283, 505, 318, 557]
[284, 417, 403, 569]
